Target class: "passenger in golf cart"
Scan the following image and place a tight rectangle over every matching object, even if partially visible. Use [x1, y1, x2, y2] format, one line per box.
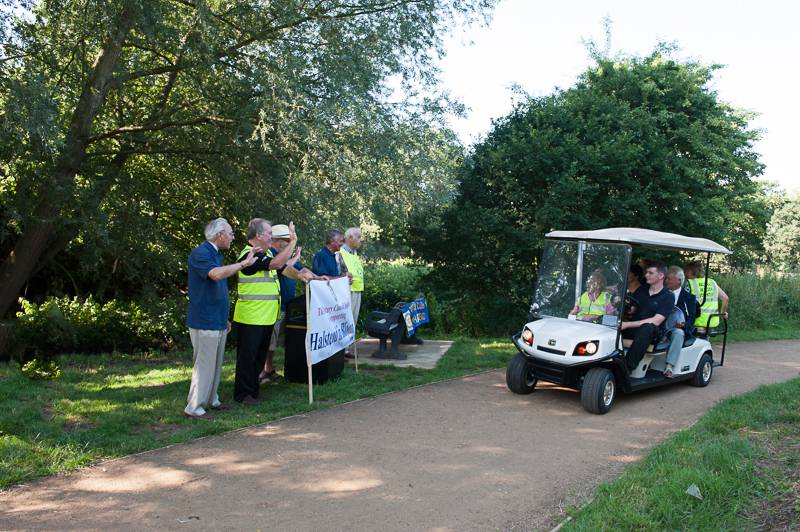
[620, 260, 673, 372]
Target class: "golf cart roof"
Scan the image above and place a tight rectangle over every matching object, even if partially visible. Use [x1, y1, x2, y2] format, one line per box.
[545, 227, 732, 254]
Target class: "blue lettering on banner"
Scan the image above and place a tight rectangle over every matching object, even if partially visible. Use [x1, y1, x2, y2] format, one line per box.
[403, 296, 430, 335]
[308, 321, 356, 352]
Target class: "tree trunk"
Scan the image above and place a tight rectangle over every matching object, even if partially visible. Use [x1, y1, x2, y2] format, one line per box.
[0, 5, 135, 321]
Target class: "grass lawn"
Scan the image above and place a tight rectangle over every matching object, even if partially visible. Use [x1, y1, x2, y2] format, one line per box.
[563, 377, 800, 531]
[0, 336, 511, 489]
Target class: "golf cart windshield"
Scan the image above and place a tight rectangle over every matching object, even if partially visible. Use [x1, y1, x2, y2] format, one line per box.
[530, 240, 629, 327]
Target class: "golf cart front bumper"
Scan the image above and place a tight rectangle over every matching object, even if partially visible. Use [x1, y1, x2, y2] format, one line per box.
[511, 333, 616, 389]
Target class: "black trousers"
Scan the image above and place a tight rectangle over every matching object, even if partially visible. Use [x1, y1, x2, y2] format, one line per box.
[623, 323, 660, 372]
[234, 322, 274, 401]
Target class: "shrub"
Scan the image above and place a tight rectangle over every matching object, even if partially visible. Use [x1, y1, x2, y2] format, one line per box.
[15, 295, 188, 355]
[717, 272, 800, 331]
[360, 261, 431, 331]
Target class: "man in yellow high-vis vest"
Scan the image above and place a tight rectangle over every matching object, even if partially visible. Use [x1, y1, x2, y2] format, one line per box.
[232, 218, 300, 405]
[684, 260, 729, 331]
[340, 227, 364, 358]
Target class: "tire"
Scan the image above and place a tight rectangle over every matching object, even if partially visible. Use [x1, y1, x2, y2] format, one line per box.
[506, 353, 537, 394]
[690, 353, 713, 387]
[581, 367, 616, 414]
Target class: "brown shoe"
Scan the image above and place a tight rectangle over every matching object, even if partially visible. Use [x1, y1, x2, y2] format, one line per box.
[184, 411, 214, 421]
[209, 403, 230, 411]
[240, 396, 259, 406]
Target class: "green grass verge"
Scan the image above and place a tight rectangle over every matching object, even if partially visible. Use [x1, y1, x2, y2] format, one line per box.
[0, 337, 512, 489]
[724, 323, 800, 342]
[563, 377, 800, 531]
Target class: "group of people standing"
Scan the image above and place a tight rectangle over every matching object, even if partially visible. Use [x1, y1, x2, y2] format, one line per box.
[183, 218, 365, 420]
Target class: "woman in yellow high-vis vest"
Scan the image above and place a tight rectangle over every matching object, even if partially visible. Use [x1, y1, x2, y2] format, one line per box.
[570, 270, 615, 322]
[232, 219, 298, 404]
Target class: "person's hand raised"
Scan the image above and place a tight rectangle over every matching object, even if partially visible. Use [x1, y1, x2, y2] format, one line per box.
[289, 221, 297, 242]
[241, 246, 262, 267]
[287, 246, 302, 267]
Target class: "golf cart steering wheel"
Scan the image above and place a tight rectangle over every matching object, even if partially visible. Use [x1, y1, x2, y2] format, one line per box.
[624, 293, 640, 321]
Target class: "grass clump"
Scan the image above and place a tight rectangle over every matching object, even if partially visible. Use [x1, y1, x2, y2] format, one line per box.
[563, 377, 800, 531]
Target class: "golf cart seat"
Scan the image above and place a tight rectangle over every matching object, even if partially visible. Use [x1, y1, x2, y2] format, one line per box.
[622, 337, 672, 353]
[623, 331, 697, 378]
[621, 334, 696, 353]
[365, 304, 407, 360]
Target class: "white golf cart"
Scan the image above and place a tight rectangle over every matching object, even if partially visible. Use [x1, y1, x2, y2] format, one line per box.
[507, 228, 730, 414]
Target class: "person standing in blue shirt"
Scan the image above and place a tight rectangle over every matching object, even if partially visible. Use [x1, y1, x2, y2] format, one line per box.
[312, 229, 345, 277]
[184, 218, 258, 420]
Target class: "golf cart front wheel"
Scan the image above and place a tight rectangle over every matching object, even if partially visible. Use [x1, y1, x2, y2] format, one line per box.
[691, 353, 713, 387]
[506, 353, 537, 394]
[581, 367, 616, 414]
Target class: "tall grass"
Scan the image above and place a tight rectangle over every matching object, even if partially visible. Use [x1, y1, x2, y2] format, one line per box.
[717, 272, 800, 332]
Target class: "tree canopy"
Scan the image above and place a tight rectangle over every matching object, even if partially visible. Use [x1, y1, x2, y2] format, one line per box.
[765, 193, 800, 271]
[412, 48, 771, 334]
[0, 0, 495, 317]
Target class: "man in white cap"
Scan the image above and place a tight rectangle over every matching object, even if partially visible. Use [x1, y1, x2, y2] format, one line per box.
[260, 223, 316, 383]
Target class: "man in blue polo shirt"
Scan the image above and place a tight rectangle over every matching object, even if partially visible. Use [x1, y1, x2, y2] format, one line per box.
[184, 218, 258, 420]
[620, 260, 673, 373]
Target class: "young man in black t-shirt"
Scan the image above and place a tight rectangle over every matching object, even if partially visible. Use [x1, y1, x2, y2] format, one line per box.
[620, 261, 674, 372]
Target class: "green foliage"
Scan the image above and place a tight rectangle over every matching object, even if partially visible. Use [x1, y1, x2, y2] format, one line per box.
[0, 0, 495, 319]
[717, 271, 800, 331]
[412, 48, 771, 334]
[765, 193, 800, 271]
[20, 359, 61, 380]
[15, 296, 187, 354]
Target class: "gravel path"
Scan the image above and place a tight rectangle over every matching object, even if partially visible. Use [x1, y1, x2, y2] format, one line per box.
[2, 340, 799, 531]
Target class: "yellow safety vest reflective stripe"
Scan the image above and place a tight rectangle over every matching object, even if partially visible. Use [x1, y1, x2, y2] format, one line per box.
[577, 291, 611, 317]
[688, 278, 719, 328]
[340, 248, 364, 292]
[233, 246, 281, 325]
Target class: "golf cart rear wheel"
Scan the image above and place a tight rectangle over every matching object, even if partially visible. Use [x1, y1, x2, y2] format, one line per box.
[506, 353, 537, 394]
[691, 353, 713, 387]
[581, 367, 616, 414]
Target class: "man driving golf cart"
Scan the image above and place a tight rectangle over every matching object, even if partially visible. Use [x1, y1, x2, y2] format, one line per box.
[508, 228, 730, 414]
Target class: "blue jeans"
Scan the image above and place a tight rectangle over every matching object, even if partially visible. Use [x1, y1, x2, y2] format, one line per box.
[666, 328, 685, 368]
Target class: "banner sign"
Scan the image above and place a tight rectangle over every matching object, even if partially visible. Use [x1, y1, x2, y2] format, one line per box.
[306, 277, 355, 365]
[402, 296, 430, 335]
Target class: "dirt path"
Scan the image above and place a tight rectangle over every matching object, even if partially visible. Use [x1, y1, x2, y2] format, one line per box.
[2, 340, 799, 531]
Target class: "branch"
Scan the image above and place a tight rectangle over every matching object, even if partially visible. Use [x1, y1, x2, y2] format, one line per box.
[87, 116, 232, 143]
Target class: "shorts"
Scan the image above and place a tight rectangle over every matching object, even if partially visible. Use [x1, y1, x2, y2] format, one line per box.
[268, 309, 286, 351]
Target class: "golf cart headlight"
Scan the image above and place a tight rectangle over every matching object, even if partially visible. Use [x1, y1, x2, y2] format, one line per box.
[521, 328, 534, 346]
[573, 340, 599, 356]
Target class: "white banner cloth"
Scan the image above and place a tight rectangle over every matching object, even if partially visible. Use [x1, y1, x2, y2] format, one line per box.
[305, 277, 355, 365]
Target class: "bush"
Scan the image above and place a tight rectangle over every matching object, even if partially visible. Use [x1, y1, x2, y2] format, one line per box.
[360, 261, 431, 331]
[15, 295, 187, 355]
[717, 272, 800, 331]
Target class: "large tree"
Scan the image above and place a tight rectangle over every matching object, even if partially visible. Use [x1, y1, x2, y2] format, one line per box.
[412, 48, 771, 334]
[0, 0, 493, 321]
[765, 192, 800, 271]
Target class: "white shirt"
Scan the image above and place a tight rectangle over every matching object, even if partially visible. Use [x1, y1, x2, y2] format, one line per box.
[672, 288, 681, 304]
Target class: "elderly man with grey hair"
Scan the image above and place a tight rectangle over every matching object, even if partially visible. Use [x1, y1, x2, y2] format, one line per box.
[185, 218, 259, 420]
[663, 265, 700, 378]
[340, 227, 364, 358]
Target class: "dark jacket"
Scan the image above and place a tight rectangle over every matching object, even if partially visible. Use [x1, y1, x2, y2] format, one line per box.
[676, 287, 700, 336]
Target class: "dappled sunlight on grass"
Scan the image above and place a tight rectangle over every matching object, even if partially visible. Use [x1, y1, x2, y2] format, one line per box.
[0, 337, 517, 488]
